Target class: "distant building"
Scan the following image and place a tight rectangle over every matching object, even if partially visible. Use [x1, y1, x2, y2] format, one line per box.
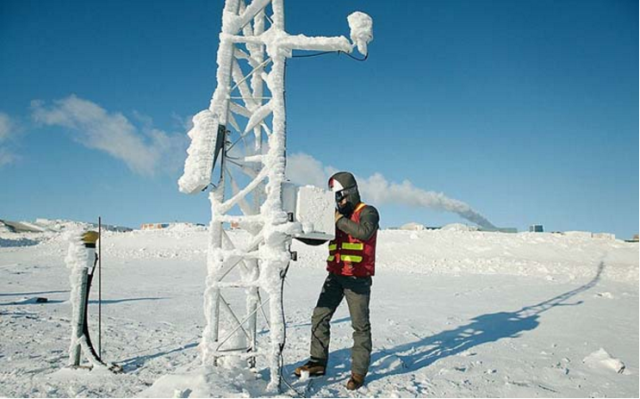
[140, 222, 205, 231]
[529, 225, 544, 233]
[389, 223, 442, 231]
[593, 233, 615, 240]
[140, 223, 170, 230]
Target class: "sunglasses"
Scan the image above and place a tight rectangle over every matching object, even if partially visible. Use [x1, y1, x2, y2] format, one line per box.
[335, 186, 356, 203]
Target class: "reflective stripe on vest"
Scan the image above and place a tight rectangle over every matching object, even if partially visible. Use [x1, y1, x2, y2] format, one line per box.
[326, 202, 375, 276]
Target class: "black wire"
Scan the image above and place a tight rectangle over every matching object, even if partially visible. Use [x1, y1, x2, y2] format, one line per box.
[277, 262, 308, 397]
[292, 50, 368, 62]
[341, 51, 369, 62]
[291, 51, 335, 58]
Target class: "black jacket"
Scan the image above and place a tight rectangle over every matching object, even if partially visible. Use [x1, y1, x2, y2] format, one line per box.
[337, 205, 379, 241]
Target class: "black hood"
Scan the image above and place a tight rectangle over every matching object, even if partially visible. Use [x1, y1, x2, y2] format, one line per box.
[329, 171, 361, 207]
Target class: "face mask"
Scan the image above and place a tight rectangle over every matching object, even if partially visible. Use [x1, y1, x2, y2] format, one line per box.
[337, 200, 354, 217]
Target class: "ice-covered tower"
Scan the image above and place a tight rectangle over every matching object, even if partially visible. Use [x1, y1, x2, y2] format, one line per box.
[178, 0, 372, 391]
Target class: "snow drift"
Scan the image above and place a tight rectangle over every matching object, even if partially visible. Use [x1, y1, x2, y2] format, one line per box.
[0, 224, 637, 397]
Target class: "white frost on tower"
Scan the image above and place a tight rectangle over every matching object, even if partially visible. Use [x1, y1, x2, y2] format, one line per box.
[177, 0, 373, 392]
[348, 11, 374, 56]
[178, 110, 220, 194]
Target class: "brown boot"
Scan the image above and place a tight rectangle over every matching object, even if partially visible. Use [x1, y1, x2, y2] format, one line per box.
[294, 360, 326, 378]
[346, 373, 366, 390]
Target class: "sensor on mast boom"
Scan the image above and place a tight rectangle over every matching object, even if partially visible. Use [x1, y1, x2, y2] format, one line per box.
[178, 110, 227, 194]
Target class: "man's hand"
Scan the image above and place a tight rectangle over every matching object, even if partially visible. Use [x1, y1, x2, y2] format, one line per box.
[335, 210, 343, 223]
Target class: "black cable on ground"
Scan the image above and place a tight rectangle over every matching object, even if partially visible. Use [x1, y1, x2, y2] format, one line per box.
[276, 262, 308, 397]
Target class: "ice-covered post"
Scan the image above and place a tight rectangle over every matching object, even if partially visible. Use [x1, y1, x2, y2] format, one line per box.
[66, 231, 98, 367]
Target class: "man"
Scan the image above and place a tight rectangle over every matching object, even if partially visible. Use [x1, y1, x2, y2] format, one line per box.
[295, 171, 380, 390]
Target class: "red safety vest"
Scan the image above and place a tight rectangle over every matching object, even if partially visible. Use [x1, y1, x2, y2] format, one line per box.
[327, 203, 377, 277]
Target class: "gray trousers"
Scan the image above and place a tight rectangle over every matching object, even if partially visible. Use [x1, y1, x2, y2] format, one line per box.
[310, 273, 372, 375]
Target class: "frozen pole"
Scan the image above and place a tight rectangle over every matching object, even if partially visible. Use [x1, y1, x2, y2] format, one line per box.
[66, 231, 98, 367]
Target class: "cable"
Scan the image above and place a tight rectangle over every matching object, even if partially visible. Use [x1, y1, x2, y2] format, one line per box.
[292, 50, 369, 62]
[292, 51, 334, 58]
[341, 51, 368, 62]
[276, 261, 308, 397]
[83, 255, 107, 367]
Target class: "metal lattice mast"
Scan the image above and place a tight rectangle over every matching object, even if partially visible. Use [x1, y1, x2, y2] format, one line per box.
[180, 0, 372, 392]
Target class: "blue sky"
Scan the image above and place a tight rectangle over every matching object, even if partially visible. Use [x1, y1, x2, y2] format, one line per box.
[0, 0, 637, 238]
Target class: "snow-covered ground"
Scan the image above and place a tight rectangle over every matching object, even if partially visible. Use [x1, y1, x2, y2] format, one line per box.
[0, 224, 637, 397]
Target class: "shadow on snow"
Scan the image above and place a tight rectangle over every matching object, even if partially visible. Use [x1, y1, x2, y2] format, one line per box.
[88, 297, 167, 305]
[0, 238, 41, 248]
[0, 290, 69, 297]
[0, 296, 166, 306]
[290, 262, 605, 388]
[118, 341, 199, 372]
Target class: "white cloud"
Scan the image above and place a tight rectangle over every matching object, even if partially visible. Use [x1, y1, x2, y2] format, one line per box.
[286, 153, 335, 188]
[0, 112, 19, 166]
[285, 152, 495, 228]
[0, 148, 17, 167]
[31, 95, 187, 176]
[0, 113, 12, 142]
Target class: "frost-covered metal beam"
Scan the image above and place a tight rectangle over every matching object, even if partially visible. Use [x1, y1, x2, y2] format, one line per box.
[178, 0, 373, 393]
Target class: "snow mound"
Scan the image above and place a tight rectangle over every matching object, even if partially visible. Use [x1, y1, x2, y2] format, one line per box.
[34, 218, 94, 232]
[165, 223, 207, 232]
[139, 367, 267, 398]
[564, 231, 594, 239]
[292, 229, 638, 283]
[441, 223, 478, 232]
[583, 348, 626, 374]
[399, 222, 426, 231]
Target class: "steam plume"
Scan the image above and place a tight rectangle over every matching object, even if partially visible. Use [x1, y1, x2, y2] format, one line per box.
[286, 153, 495, 229]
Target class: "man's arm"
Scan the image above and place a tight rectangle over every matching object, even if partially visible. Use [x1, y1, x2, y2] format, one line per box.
[336, 206, 379, 241]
